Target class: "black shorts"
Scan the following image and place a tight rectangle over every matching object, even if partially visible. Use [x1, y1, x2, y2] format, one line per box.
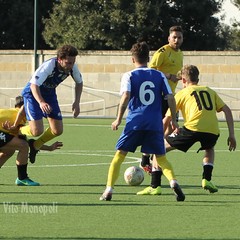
[0, 131, 14, 148]
[166, 127, 219, 152]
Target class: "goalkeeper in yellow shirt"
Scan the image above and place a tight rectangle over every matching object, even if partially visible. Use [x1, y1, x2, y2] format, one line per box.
[137, 64, 236, 195]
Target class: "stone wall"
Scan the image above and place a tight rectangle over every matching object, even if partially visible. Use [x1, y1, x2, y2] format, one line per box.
[0, 50, 239, 120]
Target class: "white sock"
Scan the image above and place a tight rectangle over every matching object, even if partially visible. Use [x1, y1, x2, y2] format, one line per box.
[170, 179, 178, 188]
[106, 186, 113, 192]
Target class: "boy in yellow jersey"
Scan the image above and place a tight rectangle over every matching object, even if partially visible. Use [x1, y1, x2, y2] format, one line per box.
[99, 42, 185, 202]
[0, 96, 63, 186]
[4, 97, 63, 163]
[137, 65, 236, 195]
[141, 26, 184, 184]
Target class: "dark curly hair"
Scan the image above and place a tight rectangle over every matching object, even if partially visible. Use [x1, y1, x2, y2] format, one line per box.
[130, 42, 149, 64]
[15, 96, 24, 108]
[57, 45, 78, 59]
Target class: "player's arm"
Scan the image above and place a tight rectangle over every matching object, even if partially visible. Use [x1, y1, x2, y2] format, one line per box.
[221, 104, 236, 151]
[13, 105, 26, 127]
[165, 73, 180, 83]
[166, 94, 179, 132]
[112, 91, 130, 130]
[40, 141, 63, 151]
[2, 105, 26, 132]
[30, 83, 52, 114]
[72, 82, 83, 118]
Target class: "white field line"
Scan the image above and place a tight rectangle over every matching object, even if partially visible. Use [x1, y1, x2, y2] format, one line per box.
[4, 154, 140, 168]
[63, 124, 240, 131]
[3, 149, 238, 168]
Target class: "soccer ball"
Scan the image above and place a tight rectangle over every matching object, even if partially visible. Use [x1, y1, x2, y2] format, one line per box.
[124, 166, 144, 186]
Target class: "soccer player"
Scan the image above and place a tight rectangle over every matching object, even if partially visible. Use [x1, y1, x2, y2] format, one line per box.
[21, 45, 83, 164]
[137, 64, 236, 195]
[99, 42, 185, 202]
[140, 26, 184, 175]
[0, 96, 63, 186]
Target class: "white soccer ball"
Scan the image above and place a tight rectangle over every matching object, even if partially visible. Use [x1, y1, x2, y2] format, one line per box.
[124, 166, 144, 186]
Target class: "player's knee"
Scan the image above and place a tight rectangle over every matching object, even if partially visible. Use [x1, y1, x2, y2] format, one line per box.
[30, 127, 44, 137]
[19, 139, 29, 152]
[52, 129, 63, 136]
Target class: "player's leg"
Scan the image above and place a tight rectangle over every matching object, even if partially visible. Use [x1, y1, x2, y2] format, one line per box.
[137, 138, 178, 195]
[201, 148, 218, 193]
[139, 153, 152, 175]
[1, 134, 39, 186]
[22, 96, 45, 137]
[155, 154, 185, 201]
[137, 155, 162, 195]
[34, 118, 63, 149]
[26, 119, 44, 136]
[100, 129, 140, 201]
[0, 150, 15, 168]
[139, 95, 169, 172]
[28, 118, 63, 164]
[197, 132, 219, 193]
[100, 150, 127, 201]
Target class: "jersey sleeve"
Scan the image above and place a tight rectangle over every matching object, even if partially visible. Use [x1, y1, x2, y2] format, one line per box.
[71, 64, 83, 84]
[215, 92, 226, 112]
[162, 73, 172, 96]
[148, 47, 165, 70]
[30, 59, 55, 86]
[120, 72, 131, 95]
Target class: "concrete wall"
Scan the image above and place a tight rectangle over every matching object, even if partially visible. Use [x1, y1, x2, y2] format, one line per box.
[0, 50, 239, 120]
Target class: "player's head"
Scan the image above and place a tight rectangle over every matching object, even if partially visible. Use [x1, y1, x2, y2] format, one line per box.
[57, 45, 78, 59]
[130, 41, 149, 64]
[57, 45, 78, 72]
[15, 95, 24, 108]
[180, 65, 199, 85]
[168, 25, 183, 50]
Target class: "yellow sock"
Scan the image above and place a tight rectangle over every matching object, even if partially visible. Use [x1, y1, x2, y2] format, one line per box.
[20, 125, 33, 136]
[34, 127, 57, 150]
[107, 151, 125, 187]
[156, 155, 176, 181]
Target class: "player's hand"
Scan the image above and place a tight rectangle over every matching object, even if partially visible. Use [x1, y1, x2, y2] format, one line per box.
[227, 135, 236, 151]
[111, 119, 121, 131]
[49, 141, 63, 151]
[170, 120, 179, 134]
[40, 102, 52, 114]
[171, 75, 179, 83]
[72, 103, 80, 118]
[2, 121, 15, 130]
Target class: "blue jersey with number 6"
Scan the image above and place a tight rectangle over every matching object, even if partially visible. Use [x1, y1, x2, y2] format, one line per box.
[120, 67, 172, 132]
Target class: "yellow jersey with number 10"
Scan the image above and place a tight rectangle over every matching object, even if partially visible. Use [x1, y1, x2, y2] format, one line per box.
[166, 85, 225, 135]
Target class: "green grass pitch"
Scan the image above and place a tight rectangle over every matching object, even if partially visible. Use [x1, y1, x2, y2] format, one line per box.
[0, 118, 239, 240]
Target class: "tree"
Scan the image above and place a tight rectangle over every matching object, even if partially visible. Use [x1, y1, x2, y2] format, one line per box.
[227, 0, 240, 50]
[0, 0, 54, 49]
[43, 0, 227, 50]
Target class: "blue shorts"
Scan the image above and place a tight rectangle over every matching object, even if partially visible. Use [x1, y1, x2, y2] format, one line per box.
[116, 129, 165, 155]
[23, 95, 62, 121]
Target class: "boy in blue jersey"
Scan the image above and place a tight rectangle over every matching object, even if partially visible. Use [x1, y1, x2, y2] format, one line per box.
[99, 42, 185, 202]
[21, 45, 83, 164]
